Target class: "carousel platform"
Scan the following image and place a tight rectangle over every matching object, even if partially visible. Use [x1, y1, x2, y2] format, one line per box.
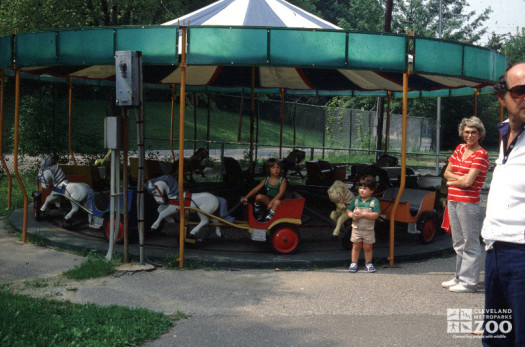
[9, 204, 457, 269]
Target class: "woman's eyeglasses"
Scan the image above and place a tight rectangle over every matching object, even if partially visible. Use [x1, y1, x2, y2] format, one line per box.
[507, 84, 525, 101]
[463, 130, 479, 136]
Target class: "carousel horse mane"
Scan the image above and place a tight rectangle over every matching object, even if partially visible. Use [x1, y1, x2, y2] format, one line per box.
[146, 175, 179, 201]
[38, 165, 67, 188]
[146, 174, 225, 238]
[37, 156, 93, 222]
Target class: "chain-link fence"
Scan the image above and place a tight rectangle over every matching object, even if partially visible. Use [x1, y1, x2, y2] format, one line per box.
[0, 77, 437, 179]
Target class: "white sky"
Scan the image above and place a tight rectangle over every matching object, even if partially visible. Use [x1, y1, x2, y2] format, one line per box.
[465, 0, 524, 43]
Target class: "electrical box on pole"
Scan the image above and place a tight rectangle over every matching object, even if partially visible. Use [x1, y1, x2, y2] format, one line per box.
[115, 51, 141, 107]
[104, 116, 121, 149]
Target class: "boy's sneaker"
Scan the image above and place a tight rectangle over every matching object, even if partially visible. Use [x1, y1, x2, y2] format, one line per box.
[348, 263, 358, 273]
[441, 278, 459, 288]
[365, 262, 376, 273]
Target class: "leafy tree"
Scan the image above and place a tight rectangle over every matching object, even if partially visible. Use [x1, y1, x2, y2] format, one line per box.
[290, 0, 383, 31]
[11, 85, 66, 155]
[391, 0, 491, 44]
[504, 28, 525, 63]
[0, 0, 183, 35]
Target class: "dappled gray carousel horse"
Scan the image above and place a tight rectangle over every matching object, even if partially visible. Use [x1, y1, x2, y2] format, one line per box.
[37, 156, 93, 224]
[146, 174, 225, 238]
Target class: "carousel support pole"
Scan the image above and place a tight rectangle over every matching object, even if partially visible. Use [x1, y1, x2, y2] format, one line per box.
[473, 88, 478, 117]
[170, 84, 176, 160]
[248, 67, 255, 175]
[122, 108, 129, 263]
[68, 77, 77, 165]
[105, 145, 119, 260]
[206, 94, 211, 153]
[279, 88, 285, 158]
[13, 69, 28, 242]
[0, 69, 12, 210]
[135, 53, 145, 264]
[178, 22, 188, 268]
[136, 105, 145, 264]
[388, 72, 409, 267]
[384, 91, 391, 154]
[193, 93, 197, 152]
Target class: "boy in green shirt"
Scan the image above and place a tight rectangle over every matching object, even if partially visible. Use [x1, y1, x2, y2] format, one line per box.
[347, 175, 380, 273]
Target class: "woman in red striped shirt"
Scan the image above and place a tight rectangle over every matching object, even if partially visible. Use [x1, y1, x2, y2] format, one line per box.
[441, 116, 489, 293]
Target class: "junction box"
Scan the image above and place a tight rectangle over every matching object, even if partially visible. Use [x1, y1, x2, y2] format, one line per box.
[104, 116, 121, 149]
[115, 51, 141, 106]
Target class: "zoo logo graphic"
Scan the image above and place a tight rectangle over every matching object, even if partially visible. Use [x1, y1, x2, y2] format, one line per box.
[447, 308, 513, 337]
[447, 309, 475, 334]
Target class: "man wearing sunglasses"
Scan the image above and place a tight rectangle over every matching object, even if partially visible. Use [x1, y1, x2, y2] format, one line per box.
[482, 62, 525, 346]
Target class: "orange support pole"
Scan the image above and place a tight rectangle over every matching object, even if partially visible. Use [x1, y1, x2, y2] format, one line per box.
[13, 69, 28, 242]
[68, 77, 77, 165]
[249, 67, 255, 175]
[389, 73, 409, 266]
[0, 69, 12, 210]
[473, 88, 478, 117]
[178, 23, 188, 268]
[279, 88, 285, 158]
[170, 84, 176, 161]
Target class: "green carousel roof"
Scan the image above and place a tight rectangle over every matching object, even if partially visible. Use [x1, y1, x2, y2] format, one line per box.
[0, 25, 508, 97]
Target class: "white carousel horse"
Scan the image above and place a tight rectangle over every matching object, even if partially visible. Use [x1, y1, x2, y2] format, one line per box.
[146, 175, 221, 238]
[327, 180, 355, 237]
[37, 163, 93, 222]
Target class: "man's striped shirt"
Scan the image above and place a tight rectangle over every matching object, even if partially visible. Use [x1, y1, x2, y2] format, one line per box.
[447, 144, 489, 203]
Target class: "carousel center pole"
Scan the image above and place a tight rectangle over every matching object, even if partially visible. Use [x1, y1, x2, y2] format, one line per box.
[178, 22, 188, 268]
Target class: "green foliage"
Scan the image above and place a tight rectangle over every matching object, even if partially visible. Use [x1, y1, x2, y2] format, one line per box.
[0, 171, 36, 214]
[62, 251, 120, 280]
[325, 97, 346, 146]
[504, 28, 525, 63]
[391, 0, 491, 44]
[10, 85, 65, 156]
[0, 0, 183, 35]
[0, 289, 176, 346]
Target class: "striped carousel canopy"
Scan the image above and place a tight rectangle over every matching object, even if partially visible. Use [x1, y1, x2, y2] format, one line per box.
[162, 0, 341, 29]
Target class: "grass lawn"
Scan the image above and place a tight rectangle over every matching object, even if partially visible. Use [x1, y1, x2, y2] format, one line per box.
[0, 178, 187, 346]
[0, 289, 184, 346]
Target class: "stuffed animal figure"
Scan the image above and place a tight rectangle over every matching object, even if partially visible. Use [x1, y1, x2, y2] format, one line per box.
[327, 180, 355, 238]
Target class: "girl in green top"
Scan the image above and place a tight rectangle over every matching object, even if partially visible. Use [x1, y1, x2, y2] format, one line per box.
[241, 158, 287, 222]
